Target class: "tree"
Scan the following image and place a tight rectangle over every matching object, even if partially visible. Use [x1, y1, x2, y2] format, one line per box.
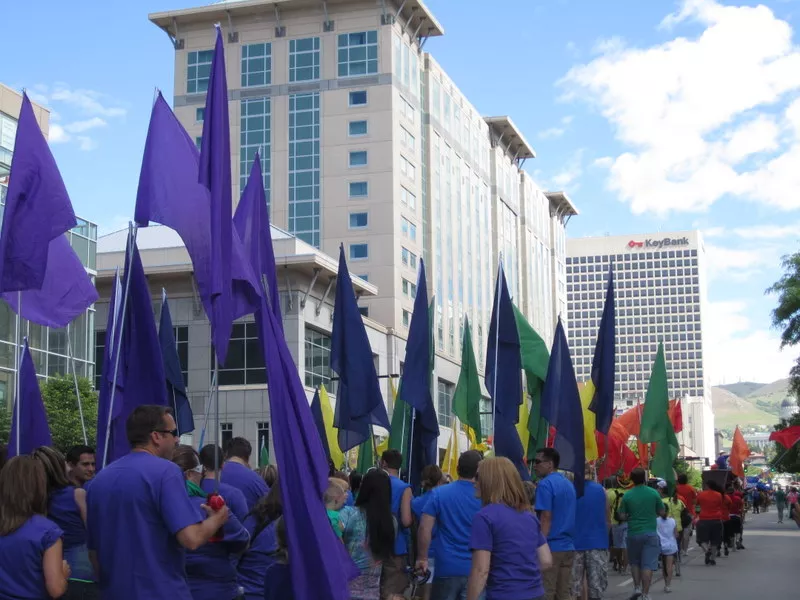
[674, 458, 702, 488]
[770, 412, 800, 475]
[767, 252, 800, 396]
[0, 375, 98, 455]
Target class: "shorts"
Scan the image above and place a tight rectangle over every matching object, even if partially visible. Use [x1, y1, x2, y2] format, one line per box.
[728, 516, 742, 535]
[571, 549, 608, 598]
[612, 523, 628, 549]
[696, 520, 723, 546]
[626, 532, 660, 572]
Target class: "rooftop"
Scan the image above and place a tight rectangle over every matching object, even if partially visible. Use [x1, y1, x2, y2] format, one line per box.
[484, 116, 536, 162]
[545, 191, 579, 218]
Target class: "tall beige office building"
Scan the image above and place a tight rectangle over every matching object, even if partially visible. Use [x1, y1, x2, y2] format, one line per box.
[149, 0, 576, 375]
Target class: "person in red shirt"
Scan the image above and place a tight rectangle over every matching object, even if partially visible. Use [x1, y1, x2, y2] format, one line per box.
[675, 474, 698, 555]
[729, 489, 745, 550]
[696, 480, 724, 565]
[720, 492, 733, 557]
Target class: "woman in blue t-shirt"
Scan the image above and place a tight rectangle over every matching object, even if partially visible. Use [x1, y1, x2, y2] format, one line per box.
[172, 445, 250, 600]
[467, 457, 553, 600]
[238, 480, 283, 600]
[0, 455, 70, 599]
[33, 446, 95, 600]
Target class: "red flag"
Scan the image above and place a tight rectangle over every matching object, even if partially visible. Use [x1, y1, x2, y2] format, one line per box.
[669, 399, 683, 433]
[769, 425, 800, 449]
[730, 426, 749, 478]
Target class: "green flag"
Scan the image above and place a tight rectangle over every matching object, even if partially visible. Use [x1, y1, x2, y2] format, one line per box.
[388, 379, 411, 469]
[259, 437, 270, 467]
[452, 317, 483, 442]
[356, 434, 375, 473]
[513, 304, 550, 457]
[640, 343, 679, 487]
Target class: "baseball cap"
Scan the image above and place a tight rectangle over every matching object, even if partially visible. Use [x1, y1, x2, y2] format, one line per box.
[656, 479, 668, 489]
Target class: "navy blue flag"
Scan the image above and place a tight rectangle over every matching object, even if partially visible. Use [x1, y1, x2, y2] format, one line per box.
[96, 237, 168, 469]
[330, 245, 389, 452]
[541, 319, 585, 495]
[485, 263, 522, 420]
[159, 290, 193, 435]
[589, 263, 615, 434]
[310, 387, 332, 466]
[8, 339, 52, 456]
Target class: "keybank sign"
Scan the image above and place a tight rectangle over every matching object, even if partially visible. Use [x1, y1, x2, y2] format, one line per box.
[627, 237, 689, 250]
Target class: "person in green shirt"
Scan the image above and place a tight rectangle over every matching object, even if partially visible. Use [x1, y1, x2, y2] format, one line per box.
[617, 469, 665, 600]
[775, 487, 787, 524]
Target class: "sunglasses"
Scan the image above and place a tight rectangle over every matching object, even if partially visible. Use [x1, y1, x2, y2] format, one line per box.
[154, 429, 179, 438]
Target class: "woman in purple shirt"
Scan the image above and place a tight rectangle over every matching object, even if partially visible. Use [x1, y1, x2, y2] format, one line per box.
[0, 455, 70, 599]
[33, 446, 95, 600]
[467, 457, 553, 600]
[172, 446, 250, 600]
[238, 479, 283, 600]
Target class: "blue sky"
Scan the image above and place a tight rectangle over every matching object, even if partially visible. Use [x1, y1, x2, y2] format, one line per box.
[5, 0, 800, 384]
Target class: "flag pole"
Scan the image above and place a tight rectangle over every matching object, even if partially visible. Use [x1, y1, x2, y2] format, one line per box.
[491, 256, 503, 447]
[198, 368, 216, 449]
[66, 324, 88, 445]
[407, 408, 417, 484]
[213, 351, 220, 491]
[102, 222, 138, 468]
[162, 289, 181, 437]
[14, 291, 21, 455]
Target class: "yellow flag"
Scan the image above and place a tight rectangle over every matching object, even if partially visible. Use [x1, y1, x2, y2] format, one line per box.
[516, 391, 530, 458]
[465, 423, 489, 453]
[319, 385, 345, 469]
[442, 421, 460, 479]
[580, 381, 599, 461]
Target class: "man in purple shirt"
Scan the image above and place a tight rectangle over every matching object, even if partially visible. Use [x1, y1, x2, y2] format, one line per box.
[221, 437, 270, 511]
[87, 405, 229, 600]
[199, 444, 249, 522]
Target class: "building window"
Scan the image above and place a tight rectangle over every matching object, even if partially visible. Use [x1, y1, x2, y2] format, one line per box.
[400, 96, 415, 122]
[94, 330, 106, 389]
[241, 43, 272, 87]
[437, 379, 454, 427]
[401, 217, 417, 241]
[289, 37, 320, 82]
[350, 243, 369, 260]
[357, 274, 369, 282]
[187, 50, 214, 94]
[195, 137, 202, 151]
[240, 97, 271, 212]
[211, 322, 266, 386]
[349, 90, 368, 106]
[400, 187, 416, 209]
[402, 309, 411, 327]
[349, 181, 368, 198]
[402, 278, 417, 299]
[220, 423, 233, 447]
[337, 31, 378, 77]
[479, 397, 491, 438]
[257, 422, 270, 460]
[173, 326, 189, 387]
[400, 126, 415, 150]
[304, 328, 331, 388]
[359, 306, 369, 318]
[349, 120, 368, 137]
[400, 156, 415, 179]
[289, 92, 321, 247]
[401, 247, 417, 269]
[349, 212, 368, 229]
[195, 107, 205, 123]
[349, 151, 368, 167]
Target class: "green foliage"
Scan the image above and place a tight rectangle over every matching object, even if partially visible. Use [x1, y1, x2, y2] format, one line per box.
[0, 375, 97, 454]
[767, 252, 800, 395]
[770, 412, 800, 474]
[674, 458, 702, 488]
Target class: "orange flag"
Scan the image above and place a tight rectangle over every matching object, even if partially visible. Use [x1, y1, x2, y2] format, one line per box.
[730, 426, 749, 478]
[668, 399, 683, 433]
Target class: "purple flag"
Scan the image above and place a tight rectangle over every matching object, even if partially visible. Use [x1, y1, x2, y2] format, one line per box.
[255, 296, 358, 599]
[96, 238, 168, 468]
[198, 27, 234, 366]
[134, 94, 260, 362]
[233, 153, 282, 326]
[0, 92, 77, 292]
[95, 270, 123, 470]
[2, 234, 99, 328]
[8, 339, 52, 457]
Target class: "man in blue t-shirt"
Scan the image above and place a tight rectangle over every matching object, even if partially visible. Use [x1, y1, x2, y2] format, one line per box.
[220, 437, 270, 511]
[381, 449, 413, 599]
[417, 450, 482, 600]
[571, 464, 610, 600]
[87, 405, 229, 600]
[534, 447, 576, 600]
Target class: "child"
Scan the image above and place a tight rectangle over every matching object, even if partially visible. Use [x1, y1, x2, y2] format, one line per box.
[263, 517, 294, 600]
[325, 478, 348, 539]
[657, 506, 679, 593]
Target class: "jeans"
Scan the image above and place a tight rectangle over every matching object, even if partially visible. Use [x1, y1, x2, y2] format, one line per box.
[63, 581, 99, 600]
[431, 576, 471, 600]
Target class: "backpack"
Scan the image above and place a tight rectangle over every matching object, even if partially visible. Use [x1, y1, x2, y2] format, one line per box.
[613, 490, 625, 522]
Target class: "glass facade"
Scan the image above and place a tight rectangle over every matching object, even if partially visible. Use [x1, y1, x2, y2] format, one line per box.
[437, 379, 454, 427]
[0, 111, 16, 177]
[187, 50, 214, 94]
[289, 38, 320, 82]
[240, 97, 271, 212]
[211, 322, 266, 386]
[304, 327, 331, 388]
[337, 31, 378, 78]
[241, 43, 272, 88]
[288, 93, 321, 247]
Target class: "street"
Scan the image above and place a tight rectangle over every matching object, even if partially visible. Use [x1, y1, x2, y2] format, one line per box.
[607, 510, 800, 598]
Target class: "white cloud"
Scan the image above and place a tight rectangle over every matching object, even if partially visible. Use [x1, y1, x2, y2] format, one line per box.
[592, 156, 613, 168]
[75, 136, 98, 152]
[550, 150, 584, 189]
[48, 124, 69, 144]
[538, 127, 565, 139]
[702, 226, 726, 238]
[705, 300, 795, 384]
[49, 85, 126, 118]
[64, 117, 107, 134]
[705, 243, 778, 280]
[561, 0, 800, 215]
[730, 223, 800, 240]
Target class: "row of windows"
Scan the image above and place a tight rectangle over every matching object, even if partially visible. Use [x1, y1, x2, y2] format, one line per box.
[567, 250, 699, 264]
[188, 32, 379, 94]
[569, 262, 699, 274]
[288, 92, 321, 247]
[401, 247, 418, 269]
[401, 217, 417, 241]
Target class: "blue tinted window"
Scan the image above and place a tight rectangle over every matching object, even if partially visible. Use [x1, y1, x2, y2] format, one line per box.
[349, 151, 367, 167]
[350, 243, 369, 260]
[349, 91, 368, 106]
[349, 120, 368, 136]
[349, 181, 368, 197]
[349, 212, 368, 228]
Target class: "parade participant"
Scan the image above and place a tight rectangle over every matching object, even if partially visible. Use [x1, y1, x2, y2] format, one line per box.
[33, 446, 95, 600]
[332, 471, 355, 508]
[787, 487, 799, 522]
[341, 468, 396, 600]
[260, 464, 278, 489]
[380, 449, 412, 599]
[720, 489, 733, 556]
[65, 445, 96, 489]
[350, 471, 363, 503]
[262, 517, 294, 600]
[571, 464, 610, 600]
[729, 487, 744, 550]
[607, 476, 630, 573]
[617, 468, 665, 600]
[418, 451, 483, 600]
[0, 455, 70, 599]
[238, 481, 282, 600]
[87, 405, 230, 600]
[657, 481, 686, 563]
[656, 506, 678, 594]
[221, 437, 270, 512]
[410, 464, 443, 600]
[467, 457, 552, 600]
[775, 486, 787, 524]
[674, 474, 696, 555]
[325, 478, 348, 539]
[199, 445, 249, 522]
[533, 448, 576, 600]
[695, 480, 724, 566]
[173, 445, 249, 600]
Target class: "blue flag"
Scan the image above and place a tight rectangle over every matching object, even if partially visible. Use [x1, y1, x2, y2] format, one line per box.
[589, 263, 615, 434]
[95, 270, 122, 470]
[0, 92, 76, 293]
[134, 94, 261, 353]
[541, 319, 585, 495]
[96, 237, 168, 469]
[399, 260, 439, 488]
[233, 153, 281, 326]
[159, 290, 193, 436]
[8, 339, 51, 457]
[485, 263, 522, 419]
[330, 245, 390, 452]
[310, 388, 332, 466]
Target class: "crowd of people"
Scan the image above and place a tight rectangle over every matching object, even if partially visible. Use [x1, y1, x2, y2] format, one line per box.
[1, 404, 799, 600]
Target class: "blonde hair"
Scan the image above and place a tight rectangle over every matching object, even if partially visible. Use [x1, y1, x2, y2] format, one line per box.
[476, 457, 530, 511]
[324, 478, 347, 504]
